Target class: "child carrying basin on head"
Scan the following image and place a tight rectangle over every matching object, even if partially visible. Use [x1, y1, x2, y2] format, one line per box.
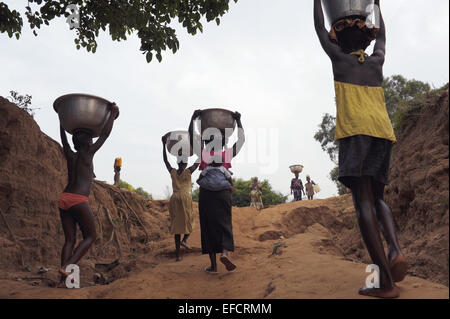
[58, 103, 119, 286]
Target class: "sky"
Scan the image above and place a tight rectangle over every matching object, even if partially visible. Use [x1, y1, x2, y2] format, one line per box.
[1, 0, 449, 200]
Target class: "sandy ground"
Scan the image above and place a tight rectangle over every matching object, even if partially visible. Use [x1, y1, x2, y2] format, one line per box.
[0, 198, 447, 299]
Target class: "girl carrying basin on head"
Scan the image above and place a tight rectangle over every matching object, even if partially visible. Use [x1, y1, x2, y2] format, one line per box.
[58, 103, 119, 286]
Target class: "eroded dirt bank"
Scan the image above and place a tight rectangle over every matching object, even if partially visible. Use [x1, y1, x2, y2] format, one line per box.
[0, 95, 448, 298]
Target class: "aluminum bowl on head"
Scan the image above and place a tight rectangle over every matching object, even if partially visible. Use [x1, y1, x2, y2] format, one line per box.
[165, 130, 194, 157]
[290, 165, 304, 174]
[322, 0, 375, 26]
[54, 93, 115, 138]
[199, 108, 236, 135]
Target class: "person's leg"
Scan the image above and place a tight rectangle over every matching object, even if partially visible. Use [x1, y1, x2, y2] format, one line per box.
[181, 234, 192, 250]
[59, 209, 77, 277]
[205, 253, 218, 273]
[174, 234, 181, 261]
[63, 203, 97, 267]
[372, 181, 407, 282]
[351, 176, 399, 298]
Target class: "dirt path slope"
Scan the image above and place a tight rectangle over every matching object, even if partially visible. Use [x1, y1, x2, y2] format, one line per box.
[1, 199, 448, 299]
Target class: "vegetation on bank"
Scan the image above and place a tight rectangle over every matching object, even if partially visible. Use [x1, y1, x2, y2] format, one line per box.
[119, 180, 153, 199]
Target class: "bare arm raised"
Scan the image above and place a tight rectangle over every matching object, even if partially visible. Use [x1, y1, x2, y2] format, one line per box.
[314, 0, 342, 60]
[371, 0, 386, 65]
[60, 125, 74, 158]
[162, 134, 173, 173]
[231, 112, 245, 158]
[188, 109, 203, 156]
[188, 156, 200, 174]
[89, 103, 119, 154]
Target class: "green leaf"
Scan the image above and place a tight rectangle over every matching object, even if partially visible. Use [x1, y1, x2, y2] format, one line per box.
[146, 52, 153, 63]
[0, 0, 239, 63]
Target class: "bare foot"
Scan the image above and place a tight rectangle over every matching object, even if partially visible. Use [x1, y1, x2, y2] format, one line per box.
[204, 266, 218, 274]
[181, 241, 192, 251]
[358, 285, 400, 299]
[220, 255, 237, 272]
[390, 254, 408, 283]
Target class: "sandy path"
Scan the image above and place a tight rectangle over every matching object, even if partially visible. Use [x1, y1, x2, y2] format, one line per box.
[1, 199, 448, 299]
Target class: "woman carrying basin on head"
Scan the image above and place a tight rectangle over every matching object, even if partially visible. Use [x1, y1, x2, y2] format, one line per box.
[162, 132, 200, 262]
[189, 109, 245, 274]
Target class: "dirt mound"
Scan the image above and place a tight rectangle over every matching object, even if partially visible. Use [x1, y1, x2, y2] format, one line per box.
[385, 87, 449, 285]
[0, 97, 172, 287]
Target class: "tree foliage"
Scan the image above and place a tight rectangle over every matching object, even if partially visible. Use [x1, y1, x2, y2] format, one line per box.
[7, 90, 39, 117]
[192, 178, 287, 207]
[119, 180, 153, 199]
[1, 0, 238, 62]
[383, 75, 431, 118]
[329, 166, 349, 196]
[313, 113, 338, 164]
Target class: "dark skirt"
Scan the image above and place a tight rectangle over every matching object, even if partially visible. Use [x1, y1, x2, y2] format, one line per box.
[338, 135, 393, 188]
[198, 187, 234, 254]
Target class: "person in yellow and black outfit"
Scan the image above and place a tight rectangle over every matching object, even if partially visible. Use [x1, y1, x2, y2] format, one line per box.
[314, 0, 407, 298]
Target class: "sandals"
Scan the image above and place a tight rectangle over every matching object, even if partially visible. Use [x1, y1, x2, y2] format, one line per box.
[204, 266, 219, 274]
[220, 255, 237, 272]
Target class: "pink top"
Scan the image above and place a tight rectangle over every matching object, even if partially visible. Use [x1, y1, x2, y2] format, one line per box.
[199, 148, 233, 170]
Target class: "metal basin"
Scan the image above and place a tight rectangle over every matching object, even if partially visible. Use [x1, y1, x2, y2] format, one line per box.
[322, 0, 374, 26]
[165, 130, 194, 156]
[199, 108, 236, 135]
[290, 165, 304, 174]
[54, 93, 115, 137]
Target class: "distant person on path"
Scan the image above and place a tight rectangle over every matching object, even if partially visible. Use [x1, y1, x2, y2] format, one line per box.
[114, 157, 121, 186]
[162, 134, 199, 262]
[58, 103, 119, 286]
[305, 175, 316, 200]
[250, 177, 264, 210]
[314, 0, 407, 298]
[189, 109, 245, 274]
[291, 173, 305, 201]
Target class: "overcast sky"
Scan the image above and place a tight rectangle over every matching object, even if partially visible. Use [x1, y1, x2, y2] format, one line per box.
[1, 0, 449, 200]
